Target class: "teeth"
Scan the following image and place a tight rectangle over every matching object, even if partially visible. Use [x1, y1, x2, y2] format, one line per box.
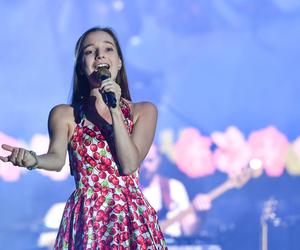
[97, 63, 109, 69]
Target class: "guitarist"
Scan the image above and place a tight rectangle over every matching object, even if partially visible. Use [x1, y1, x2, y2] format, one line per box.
[140, 144, 212, 237]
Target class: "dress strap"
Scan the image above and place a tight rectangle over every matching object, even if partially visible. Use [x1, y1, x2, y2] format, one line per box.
[74, 99, 132, 126]
[120, 98, 133, 121]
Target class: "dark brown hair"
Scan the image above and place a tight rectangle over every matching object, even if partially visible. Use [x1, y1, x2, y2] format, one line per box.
[70, 27, 131, 106]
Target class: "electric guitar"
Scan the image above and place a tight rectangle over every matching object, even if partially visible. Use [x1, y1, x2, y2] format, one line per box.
[160, 167, 259, 231]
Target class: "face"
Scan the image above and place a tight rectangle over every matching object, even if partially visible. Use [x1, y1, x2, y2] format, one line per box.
[81, 31, 122, 88]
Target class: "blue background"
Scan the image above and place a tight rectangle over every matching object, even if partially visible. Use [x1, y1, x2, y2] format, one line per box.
[0, 1, 300, 249]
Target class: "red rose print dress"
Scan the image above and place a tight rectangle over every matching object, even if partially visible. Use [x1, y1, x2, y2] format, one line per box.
[54, 99, 168, 250]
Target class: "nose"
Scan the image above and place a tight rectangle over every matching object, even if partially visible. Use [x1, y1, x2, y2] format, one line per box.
[95, 49, 104, 59]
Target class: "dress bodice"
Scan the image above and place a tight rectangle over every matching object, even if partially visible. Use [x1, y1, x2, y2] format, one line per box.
[68, 99, 139, 191]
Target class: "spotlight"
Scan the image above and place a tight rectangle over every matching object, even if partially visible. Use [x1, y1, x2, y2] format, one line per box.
[249, 158, 263, 170]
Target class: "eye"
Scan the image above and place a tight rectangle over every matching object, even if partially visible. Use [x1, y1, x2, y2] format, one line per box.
[84, 50, 94, 56]
[106, 47, 114, 52]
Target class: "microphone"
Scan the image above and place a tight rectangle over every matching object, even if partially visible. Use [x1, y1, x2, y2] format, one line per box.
[97, 66, 117, 108]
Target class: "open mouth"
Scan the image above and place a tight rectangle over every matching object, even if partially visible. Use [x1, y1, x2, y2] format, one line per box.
[96, 63, 110, 69]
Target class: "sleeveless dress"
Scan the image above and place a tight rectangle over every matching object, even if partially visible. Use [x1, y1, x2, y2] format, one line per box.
[54, 100, 168, 250]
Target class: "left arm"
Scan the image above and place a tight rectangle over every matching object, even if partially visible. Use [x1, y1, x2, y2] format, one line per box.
[110, 102, 158, 175]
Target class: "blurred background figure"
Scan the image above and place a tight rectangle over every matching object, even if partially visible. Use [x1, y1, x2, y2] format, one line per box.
[140, 144, 212, 237]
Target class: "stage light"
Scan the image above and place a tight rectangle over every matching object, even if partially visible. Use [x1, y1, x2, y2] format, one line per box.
[113, 0, 124, 11]
[249, 158, 263, 170]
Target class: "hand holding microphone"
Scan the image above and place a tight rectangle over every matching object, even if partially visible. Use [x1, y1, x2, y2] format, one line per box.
[97, 65, 117, 108]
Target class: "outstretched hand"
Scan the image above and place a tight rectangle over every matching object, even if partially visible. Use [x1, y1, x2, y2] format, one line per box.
[0, 144, 36, 168]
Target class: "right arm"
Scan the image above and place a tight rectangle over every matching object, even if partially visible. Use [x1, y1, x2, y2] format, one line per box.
[37, 104, 72, 171]
[0, 104, 72, 172]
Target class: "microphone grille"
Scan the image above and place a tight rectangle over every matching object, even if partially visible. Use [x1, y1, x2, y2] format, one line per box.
[97, 66, 111, 81]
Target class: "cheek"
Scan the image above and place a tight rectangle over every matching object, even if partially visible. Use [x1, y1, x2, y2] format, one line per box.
[82, 58, 93, 74]
[111, 63, 121, 80]
[111, 69, 119, 80]
[83, 66, 91, 76]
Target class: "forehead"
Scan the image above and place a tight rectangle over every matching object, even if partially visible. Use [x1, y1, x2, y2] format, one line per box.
[83, 31, 115, 47]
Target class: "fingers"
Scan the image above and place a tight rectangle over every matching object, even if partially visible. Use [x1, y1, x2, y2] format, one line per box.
[16, 148, 26, 167]
[4, 147, 27, 167]
[8, 148, 19, 166]
[100, 79, 121, 97]
[0, 145, 30, 167]
[0, 143, 15, 162]
[1, 144, 16, 152]
[0, 155, 9, 162]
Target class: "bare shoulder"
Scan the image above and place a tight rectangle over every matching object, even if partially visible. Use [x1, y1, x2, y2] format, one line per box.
[131, 101, 158, 123]
[132, 101, 157, 113]
[49, 104, 74, 124]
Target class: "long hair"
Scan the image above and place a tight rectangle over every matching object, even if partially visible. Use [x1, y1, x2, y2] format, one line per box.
[70, 27, 131, 106]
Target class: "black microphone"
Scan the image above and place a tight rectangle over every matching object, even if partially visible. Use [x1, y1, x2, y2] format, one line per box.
[97, 66, 117, 108]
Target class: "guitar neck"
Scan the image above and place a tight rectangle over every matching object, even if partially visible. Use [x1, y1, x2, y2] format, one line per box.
[207, 180, 233, 200]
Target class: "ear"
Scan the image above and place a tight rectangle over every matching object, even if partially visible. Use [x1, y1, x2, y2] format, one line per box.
[118, 58, 122, 70]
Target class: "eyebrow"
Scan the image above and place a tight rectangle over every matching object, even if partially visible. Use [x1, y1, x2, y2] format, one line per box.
[83, 40, 115, 50]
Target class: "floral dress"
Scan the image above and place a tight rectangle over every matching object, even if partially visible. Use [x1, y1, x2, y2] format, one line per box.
[54, 99, 167, 250]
